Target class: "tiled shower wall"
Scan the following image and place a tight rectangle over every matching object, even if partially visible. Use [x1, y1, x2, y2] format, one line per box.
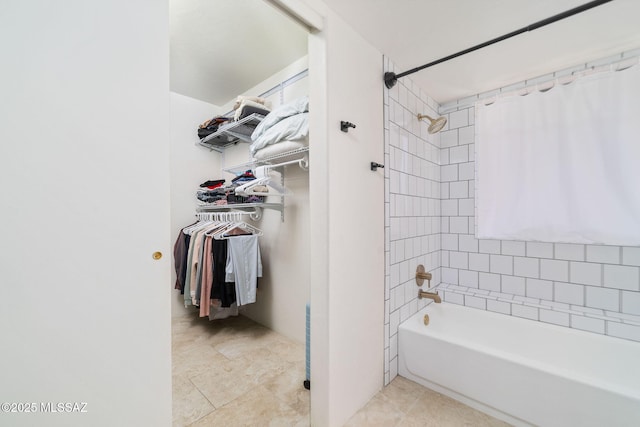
[383, 58, 442, 385]
[437, 104, 640, 343]
[384, 55, 640, 385]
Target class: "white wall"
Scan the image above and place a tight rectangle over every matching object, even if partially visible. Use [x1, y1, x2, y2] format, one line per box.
[169, 92, 222, 317]
[219, 57, 310, 343]
[308, 5, 385, 426]
[0, 1, 171, 426]
[218, 56, 309, 113]
[232, 161, 310, 343]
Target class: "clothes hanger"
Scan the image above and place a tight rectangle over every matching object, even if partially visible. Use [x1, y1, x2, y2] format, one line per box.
[212, 220, 263, 240]
[204, 220, 233, 237]
[183, 219, 212, 235]
[200, 212, 240, 237]
[211, 221, 240, 240]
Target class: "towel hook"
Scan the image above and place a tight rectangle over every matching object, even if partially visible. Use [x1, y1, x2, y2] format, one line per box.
[370, 162, 385, 172]
[340, 121, 356, 132]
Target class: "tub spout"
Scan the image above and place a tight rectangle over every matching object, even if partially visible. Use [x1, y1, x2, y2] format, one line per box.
[418, 290, 441, 303]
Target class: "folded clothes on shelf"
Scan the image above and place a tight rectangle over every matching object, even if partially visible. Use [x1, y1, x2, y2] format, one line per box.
[199, 179, 226, 189]
[197, 116, 231, 139]
[231, 170, 256, 183]
[196, 173, 265, 205]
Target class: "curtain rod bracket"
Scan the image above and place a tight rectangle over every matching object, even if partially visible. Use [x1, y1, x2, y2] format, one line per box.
[384, 72, 398, 89]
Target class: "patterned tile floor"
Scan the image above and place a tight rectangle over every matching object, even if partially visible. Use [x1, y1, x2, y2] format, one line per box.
[172, 314, 509, 426]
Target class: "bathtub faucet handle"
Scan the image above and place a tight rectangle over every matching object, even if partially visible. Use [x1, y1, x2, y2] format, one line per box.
[416, 264, 432, 287]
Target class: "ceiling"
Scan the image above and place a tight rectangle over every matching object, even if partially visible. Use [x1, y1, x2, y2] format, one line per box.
[170, 0, 640, 107]
[170, 0, 308, 106]
[321, 0, 640, 104]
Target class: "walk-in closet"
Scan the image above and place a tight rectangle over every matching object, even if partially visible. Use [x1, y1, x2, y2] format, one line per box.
[169, 1, 311, 425]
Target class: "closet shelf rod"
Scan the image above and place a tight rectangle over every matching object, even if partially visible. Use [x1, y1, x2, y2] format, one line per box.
[197, 208, 263, 221]
[264, 156, 309, 171]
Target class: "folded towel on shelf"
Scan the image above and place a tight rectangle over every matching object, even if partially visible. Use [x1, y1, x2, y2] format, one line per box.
[234, 99, 271, 121]
[252, 139, 308, 161]
[233, 95, 271, 111]
[251, 96, 309, 142]
[250, 112, 309, 156]
[236, 105, 270, 121]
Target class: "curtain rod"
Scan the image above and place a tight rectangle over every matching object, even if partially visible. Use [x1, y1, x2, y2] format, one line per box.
[383, 0, 615, 89]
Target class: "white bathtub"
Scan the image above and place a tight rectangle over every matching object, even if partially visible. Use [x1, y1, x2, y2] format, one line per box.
[398, 303, 640, 427]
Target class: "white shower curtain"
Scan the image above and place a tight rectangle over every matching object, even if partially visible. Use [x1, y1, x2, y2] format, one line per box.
[476, 63, 640, 245]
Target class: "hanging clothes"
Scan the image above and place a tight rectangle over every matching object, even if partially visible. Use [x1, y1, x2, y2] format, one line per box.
[173, 216, 263, 318]
[173, 222, 195, 293]
[199, 235, 214, 317]
[211, 239, 236, 308]
[225, 235, 262, 306]
[184, 223, 207, 306]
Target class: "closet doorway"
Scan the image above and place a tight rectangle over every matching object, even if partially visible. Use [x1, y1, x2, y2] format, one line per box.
[169, 0, 312, 425]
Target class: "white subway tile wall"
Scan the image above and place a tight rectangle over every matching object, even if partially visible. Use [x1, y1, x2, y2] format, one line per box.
[384, 59, 441, 385]
[383, 57, 640, 386]
[555, 243, 585, 261]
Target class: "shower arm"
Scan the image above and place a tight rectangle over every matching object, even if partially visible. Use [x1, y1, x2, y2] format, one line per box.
[417, 114, 434, 121]
[384, 0, 614, 89]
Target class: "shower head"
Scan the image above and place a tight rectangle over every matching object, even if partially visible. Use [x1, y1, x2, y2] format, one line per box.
[417, 114, 447, 134]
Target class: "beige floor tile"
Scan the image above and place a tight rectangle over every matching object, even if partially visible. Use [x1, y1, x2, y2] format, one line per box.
[239, 347, 292, 381]
[172, 375, 215, 427]
[173, 314, 309, 426]
[211, 327, 285, 359]
[188, 341, 291, 409]
[401, 384, 511, 427]
[172, 342, 231, 379]
[344, 394, 405, 427]
[188, 357, 255, 409]
[263, 360, 310, 417]
[266, 334, 305, 362]
[189, 386, 306, 427]
[345, 376, 512, 427]
[378, 376, 427, 414]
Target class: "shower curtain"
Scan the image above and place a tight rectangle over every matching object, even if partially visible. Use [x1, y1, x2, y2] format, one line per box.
[476, 63, 640, 245]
